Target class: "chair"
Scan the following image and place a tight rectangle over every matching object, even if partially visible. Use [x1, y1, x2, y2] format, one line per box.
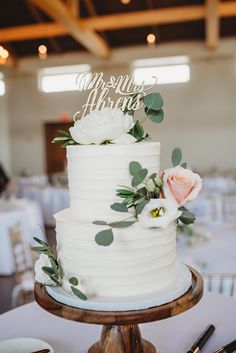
[203, 273, 236, 298]
[8, 223, 35, 307]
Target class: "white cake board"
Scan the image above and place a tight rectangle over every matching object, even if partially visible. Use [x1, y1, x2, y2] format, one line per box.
[46, 263, 192, 312]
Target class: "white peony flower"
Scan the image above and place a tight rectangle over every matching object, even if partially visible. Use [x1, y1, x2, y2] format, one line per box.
[138, 199, 182, 229]
[34, 254, 53, 285]
[70, 108, 136, 145]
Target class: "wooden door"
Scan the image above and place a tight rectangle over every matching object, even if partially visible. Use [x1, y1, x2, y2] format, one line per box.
[44, 122, 73, 174]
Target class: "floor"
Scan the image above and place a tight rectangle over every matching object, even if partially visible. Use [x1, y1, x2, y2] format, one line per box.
[0, 226, 56, 315]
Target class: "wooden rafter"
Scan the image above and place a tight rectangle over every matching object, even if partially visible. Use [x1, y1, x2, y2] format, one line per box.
[66, 0, 80, 17]
[29, 0, 110, 58]
[27, 1, 62, 53]
[0, 2, 235, 46]
[206, 0, 220, 49]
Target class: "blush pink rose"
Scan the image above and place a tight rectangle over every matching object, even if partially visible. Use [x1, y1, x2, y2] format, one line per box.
[163, 166, 202, 207]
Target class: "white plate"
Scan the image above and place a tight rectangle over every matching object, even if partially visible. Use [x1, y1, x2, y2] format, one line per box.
[0, 337, 54, 353]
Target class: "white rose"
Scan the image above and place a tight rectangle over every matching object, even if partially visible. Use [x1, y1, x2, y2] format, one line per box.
[138, 199, 182, 229]
[34, 254, 53, 285]
[70, 108, 136, 145]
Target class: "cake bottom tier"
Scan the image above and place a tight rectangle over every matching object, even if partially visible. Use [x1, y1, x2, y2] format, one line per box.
[55, 209, 178, 298]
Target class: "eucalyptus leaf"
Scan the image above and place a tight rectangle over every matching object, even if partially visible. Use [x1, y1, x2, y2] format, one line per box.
[136, 200, 149, 214]
[179, 207, 196, 225]
[145, 107, 164, 123]
[52, 136, 70, 143]
[93, 220, 107, 225]
[132, 168, 148, 187]
[129, 120, 145, 141]
[31, 246, 48, 252]
[50, 258, 59, 276]
[181, 162, 187, 169]
[95, 229, 114, 246]
[143, 92, 163, 110]
[110, 203, 128, 212]
[33, 237, 48, 247]
[42, 266, 56, 275]
[129, 161, 142, 176]
[109, 221, 136, 228]
[71, 286, 87, 300]
[69, 277, 79, 286]
[116, 189, 134, 196]
[172, 148, 182, 167]
[57, 130, 71, 137]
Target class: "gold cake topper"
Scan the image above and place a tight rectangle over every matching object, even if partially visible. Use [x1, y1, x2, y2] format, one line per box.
[74, 72, 157, 121]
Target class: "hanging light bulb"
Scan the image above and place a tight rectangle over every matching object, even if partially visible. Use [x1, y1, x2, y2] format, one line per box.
[0, 46, 9, 64]
[147, 33, 156, 46]
[38, 44, 47, 60]
[121, 0, 130, 4]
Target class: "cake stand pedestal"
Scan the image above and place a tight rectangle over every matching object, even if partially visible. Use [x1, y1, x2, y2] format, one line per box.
[34, 267, 203, 353]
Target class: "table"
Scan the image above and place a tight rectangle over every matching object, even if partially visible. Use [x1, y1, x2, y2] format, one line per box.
[20, 186, 69, 226]
[0, 199, 45, 275]
[0, 292, 235, 353]
[178, 223, 236, 274]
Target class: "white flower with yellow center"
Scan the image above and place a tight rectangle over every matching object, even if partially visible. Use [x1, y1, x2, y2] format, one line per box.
[70, 108, 136, 145]
[138, 199, 182, 228]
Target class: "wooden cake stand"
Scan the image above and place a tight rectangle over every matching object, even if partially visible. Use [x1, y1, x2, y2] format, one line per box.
[34, 266, 203, 353]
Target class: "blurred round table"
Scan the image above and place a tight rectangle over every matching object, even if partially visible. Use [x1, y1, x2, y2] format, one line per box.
[0, 292, 235, 353]
[20, 186, 69, 226]
[0, 199, 45, 275]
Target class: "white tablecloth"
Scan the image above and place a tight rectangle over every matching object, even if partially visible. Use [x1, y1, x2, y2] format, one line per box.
[0, 293, 235, 353]
[20, 186, 69, 226]
[178, 223, 236, 274]
[0, 199, 45, 275]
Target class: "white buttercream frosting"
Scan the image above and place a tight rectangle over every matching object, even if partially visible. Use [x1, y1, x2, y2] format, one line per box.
[55, 209, 178, 297]
[66, 141, 160, 222]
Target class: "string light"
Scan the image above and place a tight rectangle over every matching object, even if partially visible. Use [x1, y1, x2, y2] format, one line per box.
[38, 44, 47, 60]
[121, 0, 130, 4]
[147, 33, 156, 46]
[0, 46, 9, 65]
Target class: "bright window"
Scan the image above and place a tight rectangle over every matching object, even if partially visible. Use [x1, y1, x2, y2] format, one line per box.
[0, 73, 5, 96]
[38, 64, 91, 93]
[132, 56, 190, 86]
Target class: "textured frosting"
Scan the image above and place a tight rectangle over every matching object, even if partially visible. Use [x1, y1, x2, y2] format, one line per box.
[55, 209, 178, 297]
[67, 142, 160, 222]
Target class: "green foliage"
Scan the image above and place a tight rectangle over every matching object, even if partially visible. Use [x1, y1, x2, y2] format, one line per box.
[181, 162, 187, 169]
[136, 200, 149, 215]
[109, 221, 136, 228]
[71, 286, 87, 300]
[129, 120, 149, 142]
[172, 148, 182, 167]
[93, 220, 108, 225]
[95, 229, 114, 246]
[144, 107, 164, 123]
[110, 203, 128, 212]
[143, 92, 163, 110]
[69, 277, 79, 286]
[52, 130, 78, 149]
[178, 206, 196, 225]
[131, 168, 148, 187]
[129, 161, 142, 176]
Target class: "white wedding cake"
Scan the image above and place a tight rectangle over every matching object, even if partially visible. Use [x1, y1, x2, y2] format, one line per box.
[34, 73, 202, 306]
[55, 142, 178, 297]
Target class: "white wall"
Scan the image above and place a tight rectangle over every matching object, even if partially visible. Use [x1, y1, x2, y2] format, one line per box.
[5, 39, 236, 175]
[0, 93, 10, 174]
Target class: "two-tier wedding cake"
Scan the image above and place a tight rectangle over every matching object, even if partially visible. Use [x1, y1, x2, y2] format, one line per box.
[34, 73, 202, 308]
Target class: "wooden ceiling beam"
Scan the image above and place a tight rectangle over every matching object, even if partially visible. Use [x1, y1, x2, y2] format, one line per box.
[0, 2, 235, 43]
[66, 0, 80, 18]
[206, 0, 220, 50]
[29, 0, 110, 58]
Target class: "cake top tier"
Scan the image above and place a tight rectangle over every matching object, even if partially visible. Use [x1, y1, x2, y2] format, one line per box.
[66, 141, 161, 222]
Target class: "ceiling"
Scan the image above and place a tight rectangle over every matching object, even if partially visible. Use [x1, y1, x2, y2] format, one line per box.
[0, 0, 236, 58]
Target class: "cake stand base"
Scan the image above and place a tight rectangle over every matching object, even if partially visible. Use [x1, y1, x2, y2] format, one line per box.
[88, 325, 156, 353]
[34, 266, 203, 353]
